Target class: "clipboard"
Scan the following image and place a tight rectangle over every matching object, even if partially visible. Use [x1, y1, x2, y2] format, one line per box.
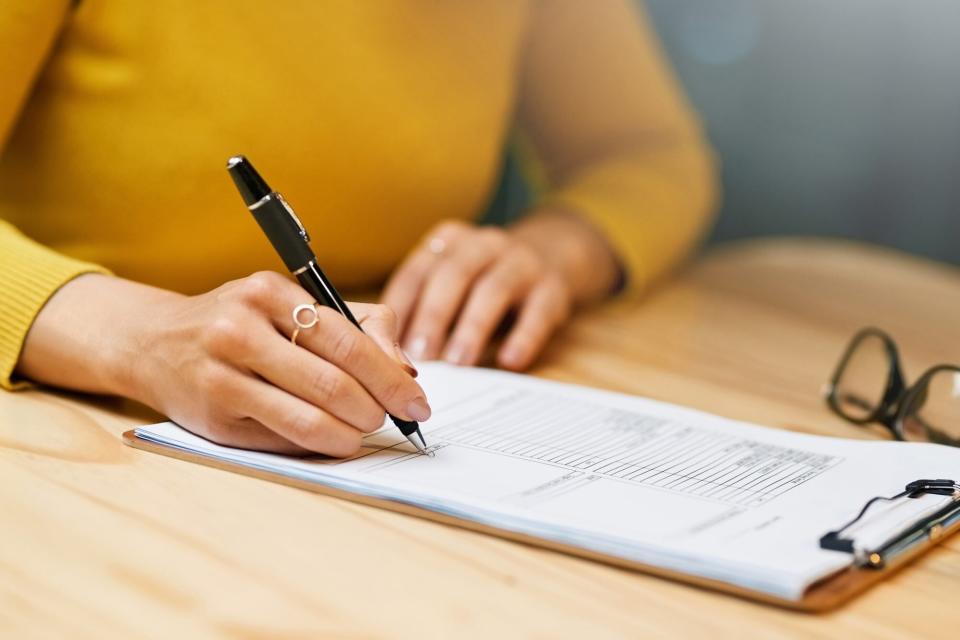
[123, 429, 960, 612]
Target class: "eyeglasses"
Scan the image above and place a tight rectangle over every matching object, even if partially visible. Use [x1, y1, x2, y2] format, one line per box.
[825, 327, 960, 447]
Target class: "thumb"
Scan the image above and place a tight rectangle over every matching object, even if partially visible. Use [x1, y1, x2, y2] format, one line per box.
[349, 302, 419, 378]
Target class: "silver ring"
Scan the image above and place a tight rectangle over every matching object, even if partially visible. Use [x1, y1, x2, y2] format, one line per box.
[427, 236, 447, 255]
[291, 303, 319, 345]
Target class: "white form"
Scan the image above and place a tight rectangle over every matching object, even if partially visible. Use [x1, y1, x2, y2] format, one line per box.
[134, 362, 960, 601]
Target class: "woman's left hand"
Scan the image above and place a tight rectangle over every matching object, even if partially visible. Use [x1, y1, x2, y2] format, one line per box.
[381, 212, 621, 371]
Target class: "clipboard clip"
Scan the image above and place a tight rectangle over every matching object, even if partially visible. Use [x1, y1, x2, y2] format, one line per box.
[819, 479, 960, 568]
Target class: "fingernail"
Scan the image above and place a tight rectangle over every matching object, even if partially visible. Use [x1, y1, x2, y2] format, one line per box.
[406, 396, 432, 422]
[444, 342, 470, 366]
[394, 343, 418, 377]
[499, 344, 525, 369]
[406, 335, 428, 360]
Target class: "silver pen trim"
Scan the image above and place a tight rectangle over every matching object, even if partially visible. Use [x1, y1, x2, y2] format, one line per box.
[291, 261, 312, 276]
[248, 194, 310, 242]
[405, 432, 433, 457]
[248, 193, 272, 211]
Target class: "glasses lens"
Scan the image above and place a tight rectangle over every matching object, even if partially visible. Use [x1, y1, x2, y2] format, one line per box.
[833, 333, 890, 421]
[900, 369, 960, 444]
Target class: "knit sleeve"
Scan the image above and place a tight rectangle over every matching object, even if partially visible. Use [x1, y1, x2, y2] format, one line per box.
[0, 2, 109, 389]
[517, 0, 719, 295]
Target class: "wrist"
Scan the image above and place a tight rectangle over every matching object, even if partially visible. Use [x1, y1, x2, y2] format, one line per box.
[100, 280, 186, 405]
[509, 208, 622, 304]
[17, 273, 183, 401]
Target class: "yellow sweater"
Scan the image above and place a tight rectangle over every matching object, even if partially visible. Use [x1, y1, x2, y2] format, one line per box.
[0, 0, 716, 389]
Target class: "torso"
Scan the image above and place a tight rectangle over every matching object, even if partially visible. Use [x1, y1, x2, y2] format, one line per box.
[0, 1, 530, 292]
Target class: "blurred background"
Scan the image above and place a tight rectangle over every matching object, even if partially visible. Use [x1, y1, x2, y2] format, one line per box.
[486, 0, 960, 266]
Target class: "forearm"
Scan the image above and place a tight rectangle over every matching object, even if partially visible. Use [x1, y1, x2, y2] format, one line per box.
[516, 0, 718, 296]
[541, 146, 717, 296]
[510, 207, 621, 305]
[16, 273, 182, 398]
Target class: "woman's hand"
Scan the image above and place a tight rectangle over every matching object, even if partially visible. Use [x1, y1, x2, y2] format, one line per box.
[18, 272, 429, 457]
[382, 210, 621, 371]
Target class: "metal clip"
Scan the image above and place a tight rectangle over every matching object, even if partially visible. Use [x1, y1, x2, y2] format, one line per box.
[276, 193, 310, 243]
[905, 479, 960, 497]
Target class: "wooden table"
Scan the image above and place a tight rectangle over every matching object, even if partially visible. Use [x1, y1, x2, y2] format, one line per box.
[3, 239, 959, 639]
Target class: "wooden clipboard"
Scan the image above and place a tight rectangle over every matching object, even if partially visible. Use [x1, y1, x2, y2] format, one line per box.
[123, 429, 960, 612]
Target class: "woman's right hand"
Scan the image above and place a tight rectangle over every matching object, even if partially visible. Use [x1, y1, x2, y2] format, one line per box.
[17, 271, 430, 457]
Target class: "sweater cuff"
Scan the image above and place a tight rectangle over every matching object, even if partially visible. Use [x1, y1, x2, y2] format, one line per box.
[0, 236, 108, 390]
[537, 149, 718, 299]
[542, 190, 647, 297]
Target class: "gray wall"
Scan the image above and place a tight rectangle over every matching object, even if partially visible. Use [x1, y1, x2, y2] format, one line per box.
[643, 0, 960, 265]
[484, 2, 960, 266]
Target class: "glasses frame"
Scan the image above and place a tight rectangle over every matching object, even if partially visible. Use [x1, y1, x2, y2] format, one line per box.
[825, 327, 960, 446]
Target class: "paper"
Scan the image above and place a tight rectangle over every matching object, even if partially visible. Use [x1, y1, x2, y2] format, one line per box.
[134, 362, 960, 601]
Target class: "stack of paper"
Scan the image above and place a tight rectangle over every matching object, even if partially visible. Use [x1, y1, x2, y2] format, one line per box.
[133, 363, 960, 602]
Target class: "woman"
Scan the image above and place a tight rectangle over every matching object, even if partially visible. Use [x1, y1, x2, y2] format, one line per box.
[0, 1, 716, 456]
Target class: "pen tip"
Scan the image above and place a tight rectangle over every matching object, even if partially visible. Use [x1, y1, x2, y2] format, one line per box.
[404, 430, 432, 456]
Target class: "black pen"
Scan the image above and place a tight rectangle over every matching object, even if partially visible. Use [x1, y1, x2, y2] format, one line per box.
[226, 155, 430, 455]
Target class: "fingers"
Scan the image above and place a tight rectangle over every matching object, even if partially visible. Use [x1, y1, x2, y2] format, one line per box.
[382, 221, 577, 370]
[402, 228, 508, 360]
[203, 417, 313, 456]
[194, 364, 364, 457]
[382, 221, 469, 331]
[380, 250, 433, 331]
[350, 302, 417, 377]
[291, 307, 432, 423]
[234, 273, 412, 376]
[217, 271, 429, 427]
[497, 274, 571, 371]
[442, 246, 540, 366]
[229, 374, 367, 457]
[244, 329, 388, 433]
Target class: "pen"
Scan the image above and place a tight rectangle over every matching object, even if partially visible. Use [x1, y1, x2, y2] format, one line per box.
[226, 155, 430, 455]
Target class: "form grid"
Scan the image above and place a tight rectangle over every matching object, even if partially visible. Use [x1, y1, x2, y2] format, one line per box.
[429, 391, 840, 507]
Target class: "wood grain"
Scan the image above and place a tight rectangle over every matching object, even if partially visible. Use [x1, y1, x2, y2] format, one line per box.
[3, 239, 959, 639]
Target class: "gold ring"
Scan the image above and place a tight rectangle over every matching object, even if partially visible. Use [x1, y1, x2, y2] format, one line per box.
[427, 236, 447, 255]
[291, 303, 320, 346]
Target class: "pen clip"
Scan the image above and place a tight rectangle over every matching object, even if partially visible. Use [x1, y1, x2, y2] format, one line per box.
[276, 193, 310, 244]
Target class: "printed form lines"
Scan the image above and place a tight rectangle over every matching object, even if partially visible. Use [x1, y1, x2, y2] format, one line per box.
[432, 393, 841, 507]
